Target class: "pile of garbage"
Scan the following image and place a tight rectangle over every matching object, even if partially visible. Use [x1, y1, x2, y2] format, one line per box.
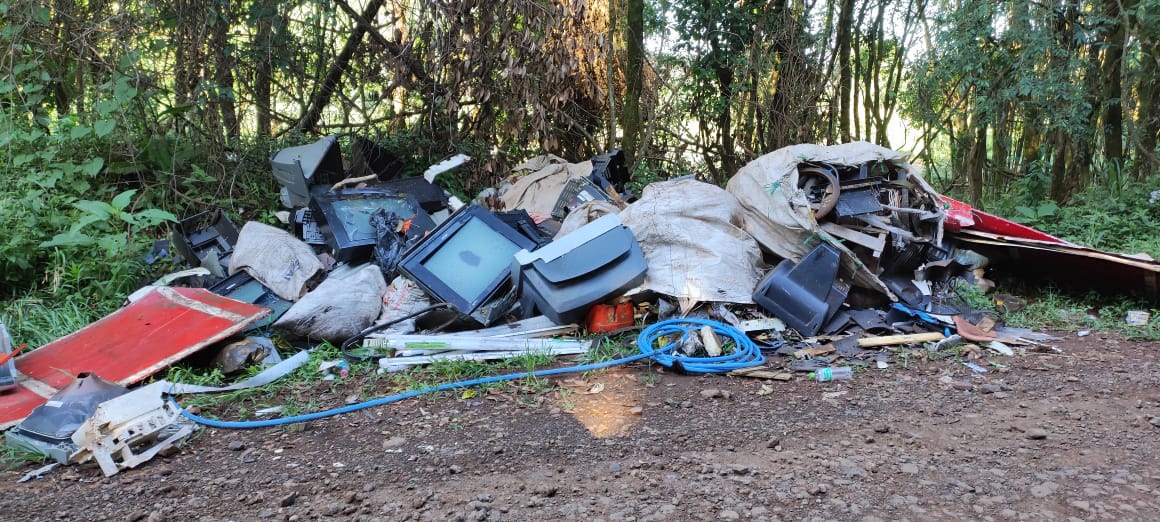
[6, 136, 1159, 479]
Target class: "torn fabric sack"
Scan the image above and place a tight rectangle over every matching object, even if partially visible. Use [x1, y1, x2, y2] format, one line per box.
[500, 155, 594, 217]
[229, 221, 326, 301]
[613, 179, 764, 308]
[274, 264, 387, 342]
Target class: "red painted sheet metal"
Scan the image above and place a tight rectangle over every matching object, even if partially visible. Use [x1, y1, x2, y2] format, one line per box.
[0, 287, 269, 428]
[940, 196, 1071, 245]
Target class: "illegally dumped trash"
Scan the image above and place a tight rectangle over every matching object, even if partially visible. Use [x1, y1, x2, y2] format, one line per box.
[7, 135, 1158, 480]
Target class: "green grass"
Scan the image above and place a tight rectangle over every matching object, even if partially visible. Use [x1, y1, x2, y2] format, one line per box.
[0, 442, 48, 469]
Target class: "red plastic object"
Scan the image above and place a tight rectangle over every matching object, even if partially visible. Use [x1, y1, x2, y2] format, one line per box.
[0, 287, 269, 428]
[586, 303, 635, 333]
[940, 196, 1071, 245]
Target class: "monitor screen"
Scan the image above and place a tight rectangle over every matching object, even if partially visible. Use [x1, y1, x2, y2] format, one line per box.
[421, 218, 524, 306]
[330, 197, 418, 242]
[400, 205, 537, 315]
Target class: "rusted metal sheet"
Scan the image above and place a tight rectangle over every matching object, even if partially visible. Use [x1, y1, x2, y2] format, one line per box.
[0, 287, 269, 428]
[952, 230, 1160, 301]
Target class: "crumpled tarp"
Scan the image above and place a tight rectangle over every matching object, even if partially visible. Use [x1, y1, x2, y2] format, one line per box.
[726, 142, 946, 297]
[229, 221, 326, 301]
[560, 179, 764, 308]
[500, 155, 594, 217]
[274, 264, 387, 341]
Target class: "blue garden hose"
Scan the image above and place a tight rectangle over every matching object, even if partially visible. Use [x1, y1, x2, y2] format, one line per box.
[638, 317, 765, 374]
[172, 318, 765, 430]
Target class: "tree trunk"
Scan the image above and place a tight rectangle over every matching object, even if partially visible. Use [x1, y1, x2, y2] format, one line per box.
[295, 0, 387, 133]
[966, 119, 987, 208]
[1100, 0, 1132, 171]
[254, 0, 275, 137]
[210, 0, 239, 138]
[620, 0, 645, 169]
[835, 0, 855, 142]
[1135, 46, 1160, 180]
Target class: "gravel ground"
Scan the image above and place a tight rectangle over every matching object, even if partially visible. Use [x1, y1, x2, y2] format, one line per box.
[1, 330, 1158, 521]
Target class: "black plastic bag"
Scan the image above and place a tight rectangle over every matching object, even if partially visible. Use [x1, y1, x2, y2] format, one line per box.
[371, 207, 405, 280]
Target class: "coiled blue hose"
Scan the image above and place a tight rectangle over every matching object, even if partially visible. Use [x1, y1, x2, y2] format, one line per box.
[639, 317, 765, 374]
[172, 318, 764, 429]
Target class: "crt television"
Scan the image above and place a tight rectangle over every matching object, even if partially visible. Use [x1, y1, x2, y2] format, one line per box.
[309, 186, 435, 263]
[399, 205, 537, 315]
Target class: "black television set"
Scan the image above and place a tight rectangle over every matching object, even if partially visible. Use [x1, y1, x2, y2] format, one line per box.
[399, 205, 537, 316]
[309, 185, 435, 263]
[270, 135, 344, 208]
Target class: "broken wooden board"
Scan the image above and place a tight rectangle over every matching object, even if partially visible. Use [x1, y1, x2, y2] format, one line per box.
[729, 366, 793, 381]
[856, 332, 945, 348]
[0, 287, 269, 429]
[793, 344, 836, 359]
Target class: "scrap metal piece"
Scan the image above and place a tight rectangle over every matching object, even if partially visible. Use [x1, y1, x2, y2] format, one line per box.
[0, 321, 17, 391]
[0, 288, 270, 429]
[70, 382, 198, 477]
[17, 462, 59, 483]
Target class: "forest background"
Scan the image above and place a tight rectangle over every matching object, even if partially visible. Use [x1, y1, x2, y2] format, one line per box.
[3, 0, 1160, 343]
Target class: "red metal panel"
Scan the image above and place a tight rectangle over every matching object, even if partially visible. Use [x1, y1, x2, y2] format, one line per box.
[939, 195, 1071, 245]
[0, 287, 269, 428]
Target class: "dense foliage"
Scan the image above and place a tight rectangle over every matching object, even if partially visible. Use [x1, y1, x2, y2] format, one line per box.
[2, 0, 1158, 314]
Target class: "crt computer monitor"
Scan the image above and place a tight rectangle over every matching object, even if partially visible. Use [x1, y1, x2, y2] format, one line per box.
[399, 205, 537, 315]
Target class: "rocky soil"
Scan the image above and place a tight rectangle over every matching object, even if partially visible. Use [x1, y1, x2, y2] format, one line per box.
[1, 331, 1159, 521]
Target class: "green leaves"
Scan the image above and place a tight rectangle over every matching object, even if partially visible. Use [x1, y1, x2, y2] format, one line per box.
[39, 189, 177, 257]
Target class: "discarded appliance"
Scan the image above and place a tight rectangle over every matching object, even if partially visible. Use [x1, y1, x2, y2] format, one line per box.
[350, 136, 405, 180]
[588, 148, 631, 196]
[512, 214, 647, 325]
[208, 271, 293, 331]
[551, 176, 614, 221]
[496, 209, 553, 247]
[70, 382, 198, 477]
[170, 209, 240, 274]
[5, 373, 129, 463]
[400, 205, 537, 320]
[308, 185, 435, 263]
[0, 321, 17, 391]
[0, 287, 269, 429]
[270, 134, 345, 208]
[376, 176, 450, 214]
[752, 242, 850, 336]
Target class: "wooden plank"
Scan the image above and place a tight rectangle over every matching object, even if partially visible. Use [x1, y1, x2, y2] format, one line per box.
[821, 222, 886, 254]
[856, 332, 945, 348]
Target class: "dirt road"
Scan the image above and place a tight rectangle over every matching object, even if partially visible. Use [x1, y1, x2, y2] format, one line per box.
[1, 331, 1158, 521]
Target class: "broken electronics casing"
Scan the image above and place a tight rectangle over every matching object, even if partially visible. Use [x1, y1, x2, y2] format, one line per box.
[400, 205, 537, 321]
[208, 271, 293, 331]
[69, 382, 197, 477]
[752, 242, 850, 337]
[309, 185, 436, 264]
[270, 135, 345, 208]
[0, 321, 16, 391]
[512, 214, 648, 325]
[5, 373, 128, 464]
[551, 176, 614, 221]
[170, 209, 240, 272]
